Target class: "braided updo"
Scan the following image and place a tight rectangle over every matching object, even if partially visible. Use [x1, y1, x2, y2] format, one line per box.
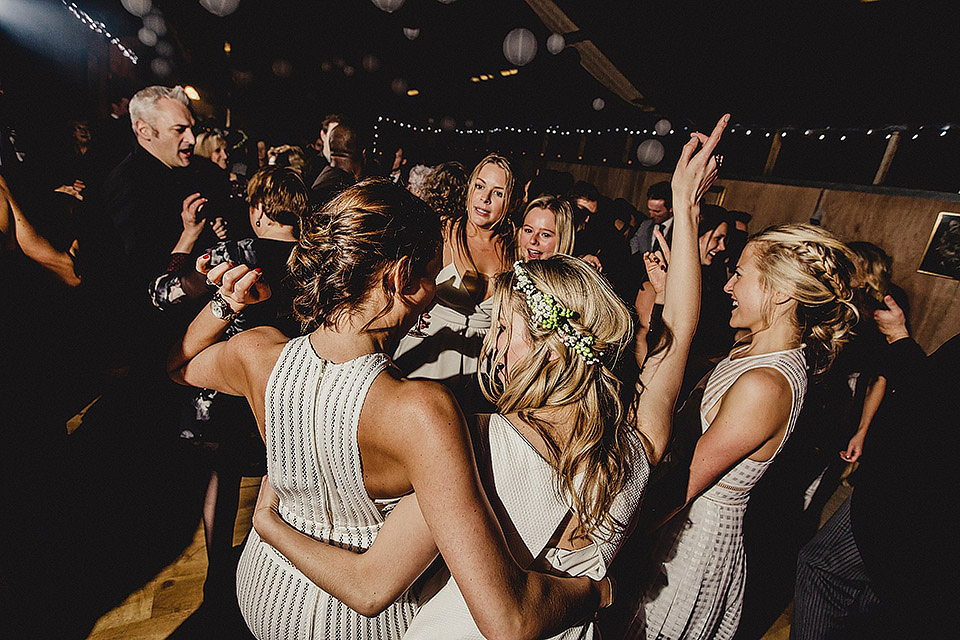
[748, 224, 860, 374]
[288, 178, 442, 331]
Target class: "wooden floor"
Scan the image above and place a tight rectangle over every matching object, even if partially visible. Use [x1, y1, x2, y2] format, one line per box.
[85, 477, 261, 640]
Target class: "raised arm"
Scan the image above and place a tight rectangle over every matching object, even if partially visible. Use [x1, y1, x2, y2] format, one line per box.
[253, 479, 439, 616]
[633, 114, 729, 464]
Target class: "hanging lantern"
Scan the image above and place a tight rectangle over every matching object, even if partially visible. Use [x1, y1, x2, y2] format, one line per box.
[546, 33, 565, 55]
[199, 0, 240, 17]
[503, 28, 537, 66]
[637, 139, 665, 166]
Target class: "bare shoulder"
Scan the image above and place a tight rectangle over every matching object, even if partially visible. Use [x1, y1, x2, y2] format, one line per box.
[370, 372, 467, 447]
[226, 326, 289, 374]
[732, 366, 792, 395]
[721, 366, 793, 419]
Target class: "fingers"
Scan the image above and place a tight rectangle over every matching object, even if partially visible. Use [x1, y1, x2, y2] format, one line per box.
[182, 193, 208, 218]
[699, 114, 731, 158]
[195, 252, 212, 275]
[881, 294, 901, 314]
[222, 265, 270, 304]
[204, 259, 234, 285]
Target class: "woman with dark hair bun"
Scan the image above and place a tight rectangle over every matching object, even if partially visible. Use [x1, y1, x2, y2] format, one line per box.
[168, 178, 613, 640]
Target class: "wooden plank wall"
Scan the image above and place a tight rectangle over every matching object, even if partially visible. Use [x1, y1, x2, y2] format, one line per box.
[531, 162, 959, 352]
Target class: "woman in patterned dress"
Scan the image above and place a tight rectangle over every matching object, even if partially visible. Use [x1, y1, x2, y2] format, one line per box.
[631, 224, 860, 640]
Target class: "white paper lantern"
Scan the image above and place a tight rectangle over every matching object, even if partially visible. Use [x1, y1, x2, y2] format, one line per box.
[143, 13, 166, 36]
[654, 119, 672, 136]
[391, 78, 409, 95]
[440, 116, 457, 132]
[637, 139, 665, 166]
[122, 0, 153, 18]
[403, 27, 420, 40]
[199, 0, 240, 17]
[138, 28, 157, 47]
[371, 0, 404, 13]
[151, 58, 172, 77]
[155, 40, 174, 57]
[503, 28, 537, 66]
[546, 33, 565, 55]
[592, 98, 605, 111]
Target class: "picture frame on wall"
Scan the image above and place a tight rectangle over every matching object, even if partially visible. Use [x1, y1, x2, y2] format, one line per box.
[917, 211, 960, 281]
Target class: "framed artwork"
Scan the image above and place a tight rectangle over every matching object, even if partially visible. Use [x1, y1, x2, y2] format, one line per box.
[703, 185, 726, 207]
[917, 211, 960, 280]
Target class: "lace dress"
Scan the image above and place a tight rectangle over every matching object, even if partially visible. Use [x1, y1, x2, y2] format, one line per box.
[403, 413, 650, 640]
[236, 337, 418, 639]
[634, 347, 807, 640]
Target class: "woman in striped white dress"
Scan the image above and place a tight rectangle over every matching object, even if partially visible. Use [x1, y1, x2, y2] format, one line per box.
[631, 224, 861, 640]
[168, 179, 615, 640]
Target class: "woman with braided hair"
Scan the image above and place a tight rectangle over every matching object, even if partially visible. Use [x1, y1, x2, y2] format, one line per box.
[629, 224, 860, 640]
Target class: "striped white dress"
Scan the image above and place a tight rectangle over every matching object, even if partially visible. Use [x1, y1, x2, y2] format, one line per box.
[634, 346, 807, 640]
[236, 336, 418, 640]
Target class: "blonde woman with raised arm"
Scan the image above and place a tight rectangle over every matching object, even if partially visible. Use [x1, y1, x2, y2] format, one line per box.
[630, 222, 859, 640]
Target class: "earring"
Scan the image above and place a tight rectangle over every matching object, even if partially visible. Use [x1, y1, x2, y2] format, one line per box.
[255, 219, 260, 227]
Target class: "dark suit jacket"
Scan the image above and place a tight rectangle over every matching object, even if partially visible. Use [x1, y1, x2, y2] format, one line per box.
[629, 217, 673, 256]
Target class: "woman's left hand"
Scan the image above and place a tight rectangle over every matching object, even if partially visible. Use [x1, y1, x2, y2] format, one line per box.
[579, 254, 603, 272]
[840, 430, 867, 462]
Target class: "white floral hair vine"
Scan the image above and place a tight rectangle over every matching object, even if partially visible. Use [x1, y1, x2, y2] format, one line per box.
[512, 261, 602, 365]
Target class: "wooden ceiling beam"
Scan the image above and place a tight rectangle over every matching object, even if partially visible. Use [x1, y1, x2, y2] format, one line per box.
[524, 0, 652, 110]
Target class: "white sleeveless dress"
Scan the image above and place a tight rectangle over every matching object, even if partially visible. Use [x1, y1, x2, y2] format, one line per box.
[634, 346, 807, 640]
[404, 413, 650, 640]
[236, 337, 418, 640]
[393, 262, 494, 413]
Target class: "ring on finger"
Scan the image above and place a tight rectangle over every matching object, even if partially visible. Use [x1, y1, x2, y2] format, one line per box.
[205, 276, 217, 288]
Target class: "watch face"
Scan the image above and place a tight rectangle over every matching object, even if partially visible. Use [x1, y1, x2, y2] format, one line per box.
[212, 296, 233, 319]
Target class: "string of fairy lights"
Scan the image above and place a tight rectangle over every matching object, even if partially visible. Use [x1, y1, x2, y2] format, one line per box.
[61, 1, 139, 64]
[375, 116, 954, 141]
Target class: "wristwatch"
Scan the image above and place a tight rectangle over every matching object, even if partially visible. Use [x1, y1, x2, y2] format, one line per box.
[210, 292, 239, 322]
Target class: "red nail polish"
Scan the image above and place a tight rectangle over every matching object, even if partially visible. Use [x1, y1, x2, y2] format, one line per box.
[202, 253, 210, 259]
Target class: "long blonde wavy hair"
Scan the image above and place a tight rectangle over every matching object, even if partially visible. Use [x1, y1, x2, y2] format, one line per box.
[747, 224, 860, 374]
[479, 255, 636, 541]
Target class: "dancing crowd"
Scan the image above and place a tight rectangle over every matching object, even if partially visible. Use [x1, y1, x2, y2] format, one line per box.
[2, 85, 957, 640]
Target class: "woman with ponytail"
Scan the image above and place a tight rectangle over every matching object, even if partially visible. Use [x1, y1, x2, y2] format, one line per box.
[630, 223, 860, 640]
